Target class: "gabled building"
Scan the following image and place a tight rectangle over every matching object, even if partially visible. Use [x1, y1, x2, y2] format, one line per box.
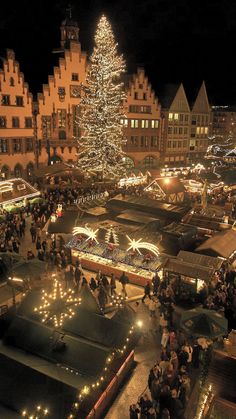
[0, 50, 35, 180]
[36, 16, 87, 167]
[189, 81, 211, 161]
[160, 83, 191, 165]
[122, 68, 161, 171]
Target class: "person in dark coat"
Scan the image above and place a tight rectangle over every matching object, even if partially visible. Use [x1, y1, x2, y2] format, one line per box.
[142, 281, 151, 303]
[152, 272, 161, 295]
[169, 388, 184, 419]
[110, 273, 116, 296]
[89, 277, 97, 292]
[119, 271, 129, 296]
[129, 404, 140, 419]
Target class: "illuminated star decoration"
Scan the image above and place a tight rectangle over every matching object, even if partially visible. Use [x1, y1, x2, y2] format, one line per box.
[73, 224, 99, 244]
[110, 293, 128, 308]
[126, 235, 160, 258]
[22, 404, 49, 418]
[34, 280, 81, 328]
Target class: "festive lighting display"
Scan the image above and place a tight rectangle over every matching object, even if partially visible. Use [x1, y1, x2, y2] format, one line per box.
[21, 405, 49, 418]
[110, 293, 128, 308]
[72, 224, 99, 243]
[67, 325, 136, 417]
[126, 235, 160, 257]
[76, 15, 127, 179]
[195, 384, 213, 419]
[34, 279, 81, 328]
[105, 225, 119, 246]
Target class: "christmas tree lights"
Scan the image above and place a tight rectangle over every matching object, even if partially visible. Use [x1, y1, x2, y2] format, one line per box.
[105, 225, 119, 246]
[77, 15, 127, 180]
[72, 224, 99, 243]
[34, 279, 81, 328]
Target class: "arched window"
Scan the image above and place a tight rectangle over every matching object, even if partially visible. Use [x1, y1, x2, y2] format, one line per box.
[27, 162, 34, 178]
[143, 156, 155, 168]
[9, 77, 14, 86]
[123, 156, 135, 169]
[14, 164, 22, 178]
[1, 165, 10, 179]
[59, 130, 66, 140]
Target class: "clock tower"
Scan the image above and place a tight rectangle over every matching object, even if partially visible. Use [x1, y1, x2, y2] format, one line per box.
[60, 5, 79, 50]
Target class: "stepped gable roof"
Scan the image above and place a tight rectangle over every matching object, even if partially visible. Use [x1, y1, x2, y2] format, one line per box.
[196, 228, 236, 258]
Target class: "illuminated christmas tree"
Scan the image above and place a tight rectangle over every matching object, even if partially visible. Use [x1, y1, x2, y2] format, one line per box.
[77, 15, 127, 180]
[105, 225, 119, 246]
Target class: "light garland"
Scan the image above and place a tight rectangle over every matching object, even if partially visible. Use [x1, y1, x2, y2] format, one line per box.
[110, 293, 128, 308]
[34, 279, 81, 328]
[105, 225, 119, 247]
[195, 384, 213, 419]
[126, 235, 160, 258]
[72, 224, 99, 244]
[21, 405, 49, 418]
[67, 325, 136, 418]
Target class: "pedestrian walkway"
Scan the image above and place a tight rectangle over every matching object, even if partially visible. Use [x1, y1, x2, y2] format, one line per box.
[105, 301, 161, 419]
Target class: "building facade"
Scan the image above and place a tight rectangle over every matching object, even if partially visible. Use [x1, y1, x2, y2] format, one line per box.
[161, 84, 191, 165]
[189, 82, 211, 161]
[210, 106, 236, 145]
[122, 68, 161, 170]
[36, 17, 87, 167]
[161, 82, 211, 165]
[0, 50, 35, 179]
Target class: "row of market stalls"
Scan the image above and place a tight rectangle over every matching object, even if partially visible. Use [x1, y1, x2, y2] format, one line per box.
[0, 178, 40, 212]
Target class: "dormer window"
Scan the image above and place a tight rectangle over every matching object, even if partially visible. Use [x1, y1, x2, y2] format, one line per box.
[10, 77, 14, 86]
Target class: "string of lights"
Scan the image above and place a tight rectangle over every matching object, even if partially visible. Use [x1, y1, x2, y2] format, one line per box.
[67, 325, 137, 418]
[34, 279, 81, 328]
[21, 405, 49, 418]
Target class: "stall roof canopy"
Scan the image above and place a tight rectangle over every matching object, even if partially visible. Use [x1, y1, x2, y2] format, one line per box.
[207, 351, 236, 404]
[0, 178, 39, 205]
[106, 194, 189, 220]
[34, 162, 83, 178]
[177, 250, 223, 270]
[116, 209, 159, 225]
[163, 258, 215, 281]
[47, 209, 79, 234]
[196, 228, 236, 258]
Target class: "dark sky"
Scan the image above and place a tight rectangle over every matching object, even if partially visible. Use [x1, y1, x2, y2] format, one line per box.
[0, 0, 236, 104]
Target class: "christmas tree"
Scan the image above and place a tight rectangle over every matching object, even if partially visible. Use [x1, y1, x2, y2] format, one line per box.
[105, 226, 119, 246]
[77, 15, 127, 179]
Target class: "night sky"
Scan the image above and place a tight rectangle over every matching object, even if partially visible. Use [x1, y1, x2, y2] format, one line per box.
[0, 0, 236, 104]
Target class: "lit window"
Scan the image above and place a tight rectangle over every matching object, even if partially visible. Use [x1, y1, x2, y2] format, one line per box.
[174, 113, 179, 120]
[205, 127, 208, 134]
[141, 120, 148, 128]
[120, 118, 128, 127]
[169, 113, 173, 120]
[131, 119, 138, 128]
[200, 127, 204, 134]
[151, 120, 159, 128]
[196, 127, 200, 134]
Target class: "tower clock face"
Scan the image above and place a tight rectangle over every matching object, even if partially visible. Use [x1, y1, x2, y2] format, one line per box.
[70, 85, 81, 98]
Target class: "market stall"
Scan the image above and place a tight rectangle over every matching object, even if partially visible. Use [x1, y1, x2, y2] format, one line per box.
[0, 178, 40, 211]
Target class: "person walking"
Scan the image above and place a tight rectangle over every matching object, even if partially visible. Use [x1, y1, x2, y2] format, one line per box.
[142, 280, 151, 303]
[119, 271, 129, 297]
[110, 273, 116, 296]
[30, 223, 37, 243]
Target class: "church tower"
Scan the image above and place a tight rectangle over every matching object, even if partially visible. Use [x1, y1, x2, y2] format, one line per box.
[60, 5, 79, 50]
